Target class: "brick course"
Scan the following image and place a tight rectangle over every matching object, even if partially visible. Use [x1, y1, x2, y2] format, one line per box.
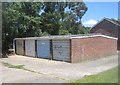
[71, 36, 117, 63]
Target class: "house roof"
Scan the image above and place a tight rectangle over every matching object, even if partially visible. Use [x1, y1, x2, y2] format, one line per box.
[106, 18, 120, 27]
[91, 18, 120, 29]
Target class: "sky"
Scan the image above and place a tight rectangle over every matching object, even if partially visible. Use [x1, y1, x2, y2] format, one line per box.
[82, 2, 118, 27]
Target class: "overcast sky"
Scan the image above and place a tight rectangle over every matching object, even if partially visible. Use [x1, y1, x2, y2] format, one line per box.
[82, 2, 118, 27]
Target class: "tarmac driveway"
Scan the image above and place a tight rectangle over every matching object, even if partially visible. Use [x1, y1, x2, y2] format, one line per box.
[0, 54, 118, 83]
[0, 61, 65, 83]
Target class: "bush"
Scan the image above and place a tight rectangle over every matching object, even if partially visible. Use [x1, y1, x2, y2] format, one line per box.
[59, 29, 70, 35]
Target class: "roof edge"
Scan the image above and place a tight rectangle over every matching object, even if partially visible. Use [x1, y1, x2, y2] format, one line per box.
[91, 18, 106, 30]
[91, 18, 120, 30]
[14, 34, 118, 40]
[71, 34, 118, 40]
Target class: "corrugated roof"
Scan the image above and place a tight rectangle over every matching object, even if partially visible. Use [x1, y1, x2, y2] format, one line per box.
[14, 33, 117, 40]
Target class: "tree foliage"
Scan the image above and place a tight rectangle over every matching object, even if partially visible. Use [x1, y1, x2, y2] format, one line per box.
[2, 2, 43, 51]
[2, 2, 89, 52]
[40, 2, 88, 35]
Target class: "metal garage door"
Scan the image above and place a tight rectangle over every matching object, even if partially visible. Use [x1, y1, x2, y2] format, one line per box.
[25, 40, 35, 57]
[53, 39, 70, 62]
[37, 40, 50, 59]
[16, 40, 24, 55]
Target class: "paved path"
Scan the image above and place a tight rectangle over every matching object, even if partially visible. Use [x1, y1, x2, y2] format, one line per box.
[0, 54, 118, 83]
[0, 62, 65, 83]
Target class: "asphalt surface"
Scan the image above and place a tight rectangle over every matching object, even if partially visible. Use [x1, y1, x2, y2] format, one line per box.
[0, 54, 118, 83]
[0, 62, 65, 83]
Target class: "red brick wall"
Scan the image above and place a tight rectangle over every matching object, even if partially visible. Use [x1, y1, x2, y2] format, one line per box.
[71, 36, 117, 63]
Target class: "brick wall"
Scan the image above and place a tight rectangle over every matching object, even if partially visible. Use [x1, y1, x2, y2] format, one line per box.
[71, 36, 117, 63]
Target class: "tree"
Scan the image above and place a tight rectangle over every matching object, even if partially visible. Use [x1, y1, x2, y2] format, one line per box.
[40, 2, 66, 35]
[2, 2, 88, 52]
[40, 2, 88, 35]
[2, 2, 44, 52]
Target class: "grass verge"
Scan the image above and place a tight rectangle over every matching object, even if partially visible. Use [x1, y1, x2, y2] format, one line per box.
[71, 66, 118, 83]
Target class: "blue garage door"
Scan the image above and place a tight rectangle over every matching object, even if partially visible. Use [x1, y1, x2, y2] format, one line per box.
[37, 40, 50, 59]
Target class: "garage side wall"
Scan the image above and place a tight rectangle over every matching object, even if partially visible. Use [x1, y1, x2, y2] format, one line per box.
[71, 36, 117, 63]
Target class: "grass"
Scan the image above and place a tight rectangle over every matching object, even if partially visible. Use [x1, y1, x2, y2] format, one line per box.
[2, 62, 25, 69]
[2, 62, 35, 72]
[71, 67, 118, 83]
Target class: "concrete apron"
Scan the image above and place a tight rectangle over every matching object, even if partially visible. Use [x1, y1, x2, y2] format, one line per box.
[0, 54, 118, 82]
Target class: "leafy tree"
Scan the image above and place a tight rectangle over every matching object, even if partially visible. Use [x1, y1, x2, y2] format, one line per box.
[84, 27, 91, 34]
[2, 2, 43, 52]
[40, 2, 66, 35]
[40, 2, 88, 35]
[2, 2, 88, 53]
[59, 29, 70, 35]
